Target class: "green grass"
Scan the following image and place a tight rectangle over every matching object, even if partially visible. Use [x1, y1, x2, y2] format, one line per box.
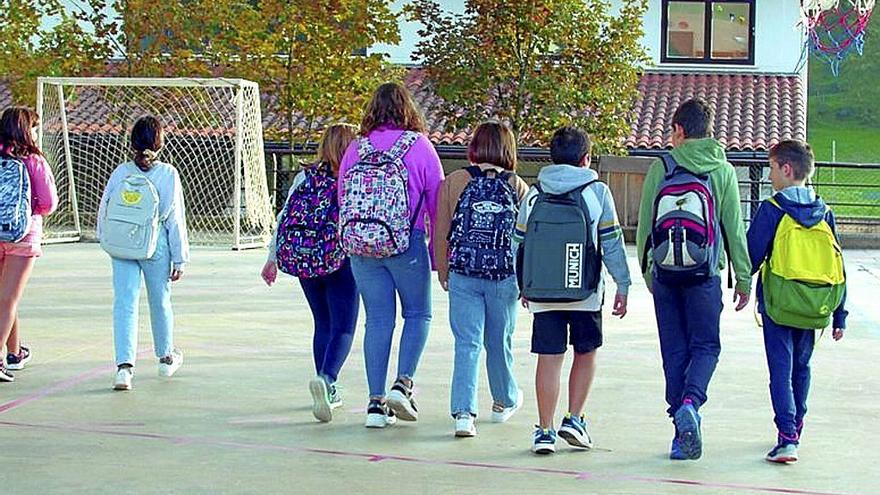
[807, 122, 880, 163]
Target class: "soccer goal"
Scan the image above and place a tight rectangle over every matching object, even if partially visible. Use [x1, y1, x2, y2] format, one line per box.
[36, 77, 274, 249]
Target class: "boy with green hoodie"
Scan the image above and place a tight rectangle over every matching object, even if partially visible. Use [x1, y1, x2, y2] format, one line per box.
[635, 98, 752, 460]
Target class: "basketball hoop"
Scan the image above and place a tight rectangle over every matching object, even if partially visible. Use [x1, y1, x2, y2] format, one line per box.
[800, 0, 875, 76]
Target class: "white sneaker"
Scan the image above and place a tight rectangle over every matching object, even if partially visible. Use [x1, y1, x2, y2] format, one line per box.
[113, 367, 133, 390]
[309, 377, 333, 423]
[454, 413, 476, 437]
[365, 400, 397, 428]
[491, 389, 524, 423]
[158, 349, 183, 377]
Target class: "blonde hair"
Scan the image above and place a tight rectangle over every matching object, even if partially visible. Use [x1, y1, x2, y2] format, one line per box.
[315, 123, 358, 174]
[467, 121, 517, 171]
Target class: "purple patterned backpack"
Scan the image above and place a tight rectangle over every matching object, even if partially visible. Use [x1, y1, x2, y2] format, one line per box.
[275, 163, 345, 278]
[339, 131, 421, 258]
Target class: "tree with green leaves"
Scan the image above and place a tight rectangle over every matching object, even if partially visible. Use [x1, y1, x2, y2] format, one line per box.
[408, 0, 648, 154]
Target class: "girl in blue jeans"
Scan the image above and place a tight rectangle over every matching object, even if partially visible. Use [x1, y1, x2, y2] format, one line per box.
[262, 124, 360, 423]
[433, 122, 528, 437]
[98, 116, 189, 391]
[337, 83, 444, 428]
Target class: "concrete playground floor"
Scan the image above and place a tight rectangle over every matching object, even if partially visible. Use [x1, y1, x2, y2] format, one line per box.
[1, 244, 878, 495]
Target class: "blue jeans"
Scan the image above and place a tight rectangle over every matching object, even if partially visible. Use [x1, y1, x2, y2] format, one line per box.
[653, 276, 723, 417]
[299, 260, 359, 384]
[350, 230, 432, 398]
[111, 232, 174, 366]
[448, 272, 520, 417]
[762, 314, 814, 439]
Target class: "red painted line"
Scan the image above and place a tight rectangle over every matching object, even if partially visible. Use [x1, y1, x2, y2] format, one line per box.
[0, 348, 152, 415]
[0, 420, 864, 495]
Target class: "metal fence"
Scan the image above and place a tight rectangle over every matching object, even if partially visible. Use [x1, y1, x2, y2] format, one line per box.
[264, 143, 880, 232]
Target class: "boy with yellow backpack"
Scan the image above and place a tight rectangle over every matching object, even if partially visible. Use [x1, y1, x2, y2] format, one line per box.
[747, 140, 847, 464]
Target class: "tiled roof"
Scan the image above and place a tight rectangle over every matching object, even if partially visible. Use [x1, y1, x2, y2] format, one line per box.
[1, 69, 805, 153]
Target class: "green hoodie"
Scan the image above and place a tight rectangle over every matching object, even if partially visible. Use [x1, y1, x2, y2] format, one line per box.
[635, 138, 752, 294]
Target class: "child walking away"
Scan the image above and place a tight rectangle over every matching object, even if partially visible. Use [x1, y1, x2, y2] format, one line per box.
[98, 116, 189, 391]
[0, 107, 59, 382]
[261, 124, 360, 423]
[338, 82, 444, 428]
[434, 121, 529, 438]
[514, 127, 630, 454]
[747, 140, 847, 464]
[636, 98, 752, 460]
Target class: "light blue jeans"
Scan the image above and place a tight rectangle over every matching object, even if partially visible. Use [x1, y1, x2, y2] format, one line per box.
[448, 272, 520, 417]
[350, 230, 432, 398]
[111, 231, 175, 366]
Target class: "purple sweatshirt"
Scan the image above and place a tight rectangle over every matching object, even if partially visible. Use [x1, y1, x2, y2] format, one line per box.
[337, 125, 444, 265]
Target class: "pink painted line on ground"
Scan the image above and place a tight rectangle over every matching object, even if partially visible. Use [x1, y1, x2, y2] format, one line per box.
[0, 419, 863, 495]
[0, 347, 152, 415]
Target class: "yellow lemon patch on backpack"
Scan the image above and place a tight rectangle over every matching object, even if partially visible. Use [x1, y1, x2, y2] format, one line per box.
[761, 198, 845, 329]
[121, 190, 143, 206]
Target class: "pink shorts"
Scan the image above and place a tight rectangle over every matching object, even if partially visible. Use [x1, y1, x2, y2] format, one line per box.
[0, 231, 43, 259]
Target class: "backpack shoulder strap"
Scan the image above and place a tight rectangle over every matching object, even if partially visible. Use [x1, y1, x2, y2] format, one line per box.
[660, 154, 678, 178]
[357, 136, 375, 158]
[388, 131, 420, 160]
[464, 165, 483, 179]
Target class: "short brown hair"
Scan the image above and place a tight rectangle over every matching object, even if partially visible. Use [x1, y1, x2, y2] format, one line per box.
[467, 121, 517, 171]
[360, 82, 427, 135]
[315, 123, 358, 174]
[0, 106, 42, 157]
[770, 140, 815, 181]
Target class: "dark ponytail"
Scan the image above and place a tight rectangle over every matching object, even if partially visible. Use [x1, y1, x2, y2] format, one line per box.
[131, 116, 164, 170]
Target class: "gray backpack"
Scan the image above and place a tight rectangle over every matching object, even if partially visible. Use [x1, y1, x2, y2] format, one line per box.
[520, 182, 601, 302]
[99, 165, 160, 260]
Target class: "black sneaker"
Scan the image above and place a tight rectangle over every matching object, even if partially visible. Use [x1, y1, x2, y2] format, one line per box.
[387, 378, 418, 421]
[6, 346, 31, 371]
[365, 399, 397, 428]
[0, 363, 13, 383]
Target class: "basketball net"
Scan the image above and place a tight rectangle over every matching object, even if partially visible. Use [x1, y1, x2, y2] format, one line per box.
[799, 0, 875, 76]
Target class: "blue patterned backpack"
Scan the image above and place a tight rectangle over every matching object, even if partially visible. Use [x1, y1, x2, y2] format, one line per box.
[448, 166, 518, 280]
[0, 154, 33, 243]
[275, 163, 345, 278]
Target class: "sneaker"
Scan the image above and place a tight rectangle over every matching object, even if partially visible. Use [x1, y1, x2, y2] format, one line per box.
[558, 413, 593, 449]
[309, 376, 333, 422]
[365, 399, 397, 428]
[766, 442, 799, 464]
[673, 402, 702, 460]
[328, 384, 343, 410]
[158, 349, 183, 377]
[113, 366, 133, 391]
[454, 413, 476, 438]
[532, 426, 557, 454]
[491, 389, 524, 423]
[669, 437, 688, 460]
[6, 346, 31, 371]
[387, 378, 418, 421]
[0, 363, 13, 383]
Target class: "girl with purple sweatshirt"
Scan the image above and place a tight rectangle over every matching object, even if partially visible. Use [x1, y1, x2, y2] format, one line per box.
[337, 82, 444, 428]
[0, 107, 59, 382]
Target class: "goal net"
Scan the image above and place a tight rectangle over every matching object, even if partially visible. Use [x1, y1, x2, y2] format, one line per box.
[37, 77, 274, 249]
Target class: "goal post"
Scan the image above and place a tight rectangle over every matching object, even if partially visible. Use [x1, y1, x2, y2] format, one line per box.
[36, 77, 274, 249]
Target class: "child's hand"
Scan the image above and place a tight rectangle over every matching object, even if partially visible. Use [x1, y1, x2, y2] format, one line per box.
[439, 275, 448, 292]
[261, 261, 277, 286]
[832, 328, 845, 341]
[612, 293, 627, 318]
[520, 296, 529, 309]
[170, 268, 183, 282]
[733, 290, 750, 311]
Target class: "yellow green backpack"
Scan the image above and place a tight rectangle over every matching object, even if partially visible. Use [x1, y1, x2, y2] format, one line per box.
[761, 197, 845, 329]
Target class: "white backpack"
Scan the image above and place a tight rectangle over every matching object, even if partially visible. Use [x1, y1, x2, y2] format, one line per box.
[100, 166, 160, 260]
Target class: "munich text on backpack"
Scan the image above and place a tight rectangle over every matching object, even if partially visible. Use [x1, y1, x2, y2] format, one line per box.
[0, 154, 33, 243]
[447, 166, 518, 280]
[339, 131, 421, 258]
[100, 166, 160, 260]
[761, 196, 845, 329]
[275, 163, 345, 278]
[520, 182, 601, 302]
[645, 154, 721, 284]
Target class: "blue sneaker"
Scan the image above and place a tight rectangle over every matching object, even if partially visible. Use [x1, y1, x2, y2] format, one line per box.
[532, 426, 557, 454]
[673, 403, 702, 460]
[766, 441, 799, 463]
[558, 413, 593, 449]
[669, 437, 688, 460]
